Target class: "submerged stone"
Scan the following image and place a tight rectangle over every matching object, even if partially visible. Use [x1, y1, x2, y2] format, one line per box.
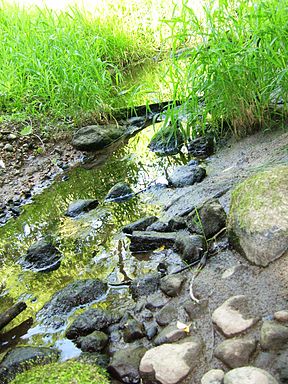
[148, 125, 184, 156]
[24, 239, 61, 272]
[105, 182, 133, 202]
[72, 124, 126, 151]
[65, 199, 99, 217]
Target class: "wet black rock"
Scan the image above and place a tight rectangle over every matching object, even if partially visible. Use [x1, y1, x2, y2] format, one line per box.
[76, 330, 109, 352]
[66, 307, 120, 339]
[148, 125, 184, 156]
[123, 319, 145, 343]
[38, 279, 108, 328]
[146, 216, 187, 232]
[129, 231, 177, 252]
[175, 232, 205, 263]
[105, 182, 133, 202]
[130, 274, 161, 300]
[72, 124, 126, 151]
[169, 164, 206, 188]
[65, 199, 99, 217]
[187, 136, 214, 158]
[122, 216, 158, 234]
[0, 346, 59, 384]
[24, 239, 62, 272]
[108, 346, 147, 384]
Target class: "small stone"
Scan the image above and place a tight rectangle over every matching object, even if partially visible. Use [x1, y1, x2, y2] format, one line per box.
[223, 366, 279, 384]
[65, 199, 99, 217]
[155, 304, 178, 326]
[105, 182, 133, 202]
[140, 336, 203, 384]
[122, 216, 158, 234]
[187, 136, 214, 159]
[24, 239, 62, 272]
[274, 310, 288, 323]
[214, 337, 257, 368]
[260, 321, 288, 350]
[4, 143, 13, 152]
[7, 133, 17, 141]
[160, 275, 185, 297]
[108, 346, 147, 384]
[169, 164, 206, 187]
[154, 324, 188, 346]
[123, 319, 145, 343]
[212, 295, 258, 337]
[144, 323, 158, 340]
[175, 232, 204, 263]
[145, 293, 169, 311]
[201, 369, 225, 384]
[130, 274, 160, 300]
[76, 330, 108, 352]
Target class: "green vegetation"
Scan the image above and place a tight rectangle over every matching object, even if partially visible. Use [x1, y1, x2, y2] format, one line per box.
[165, 0, 288, 138]
[11, 361, 109, 384]
[0, 0, 173, 131]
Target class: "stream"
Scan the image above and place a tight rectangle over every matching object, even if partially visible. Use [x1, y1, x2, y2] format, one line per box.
[0, 125, 191, 360]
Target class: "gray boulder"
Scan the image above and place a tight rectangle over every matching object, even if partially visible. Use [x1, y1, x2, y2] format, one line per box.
[223, 366, 279, 384]
[23, 239, 61, 272]
[108, 346, 147, 384]
[154, 324, 188, 346]
[37, 279, 107, 328]
[187, 136, 214, 159]
[169, 164, 206, 187]
[148, 125, 184, 156]
[65, 199, 99, 217]
[175, 232, 204, 263]
[228, 166, 288, 266]
[0, 346, 59, 384]
[160, 275, 185, 297]
[123, 319, 145, 343]
[66, 307, 119, 339]
[72, 124, 126, 151]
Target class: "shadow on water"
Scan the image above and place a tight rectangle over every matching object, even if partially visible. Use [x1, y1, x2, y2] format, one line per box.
[0, 126, 190, 358]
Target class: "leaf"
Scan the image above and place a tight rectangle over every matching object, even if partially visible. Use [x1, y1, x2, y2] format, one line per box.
[19, 126, 33, 136]
[177, 321, 191, 333]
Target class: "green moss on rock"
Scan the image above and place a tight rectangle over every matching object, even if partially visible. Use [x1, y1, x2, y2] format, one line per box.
[228, 165, 288, 266]
[11, 361, 109, 384]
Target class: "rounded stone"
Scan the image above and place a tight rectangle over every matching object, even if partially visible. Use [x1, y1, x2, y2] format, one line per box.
[201, 369, 225, 384]
[224, 366, 279, 384]
[274, 310, 288, 323]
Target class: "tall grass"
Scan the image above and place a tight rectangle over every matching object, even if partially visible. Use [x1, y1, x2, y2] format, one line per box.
[165, 0, 288, 138]
[0, 0, 173, 129]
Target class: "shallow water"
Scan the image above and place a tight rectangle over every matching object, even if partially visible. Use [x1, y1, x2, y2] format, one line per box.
[0, 126, 189, 358]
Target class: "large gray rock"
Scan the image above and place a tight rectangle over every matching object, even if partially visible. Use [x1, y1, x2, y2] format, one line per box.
[212, 295, 258, 337]
[72, 124, 126, 151]
[23, 239, 61, 272]
[214, 337, 257, 368]
[65, 199, 99, 217]
[66, 307, 119, 339]
[228, 166, 288, 266]
[260, 321, 288, 350]
[108, 346, 147, 384]
[223, 366, 279, 384]
[169, 164, 206, 187]
[37, 279, 107, 328]
[140, 336, 203, 384]
[0, 346, 59, 384]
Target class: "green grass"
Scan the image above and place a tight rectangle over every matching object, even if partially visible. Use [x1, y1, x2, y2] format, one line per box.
[0, 0, 173, 132]
[164, 0, 288, 139]
[11, 361, 109, 384]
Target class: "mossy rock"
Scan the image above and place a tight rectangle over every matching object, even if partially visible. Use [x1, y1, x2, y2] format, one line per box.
[228, 165, 288, 266]
[11, 361, 109, 384]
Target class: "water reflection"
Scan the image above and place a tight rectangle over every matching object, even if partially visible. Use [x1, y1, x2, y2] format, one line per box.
[0, 126, 190, 351]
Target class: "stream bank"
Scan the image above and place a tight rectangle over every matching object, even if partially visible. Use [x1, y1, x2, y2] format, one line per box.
[0, 125, 287, 384]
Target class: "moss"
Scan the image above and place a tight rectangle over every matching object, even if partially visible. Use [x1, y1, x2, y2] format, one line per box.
[228, 165, 288, 232]
[11, 361, 109, 384]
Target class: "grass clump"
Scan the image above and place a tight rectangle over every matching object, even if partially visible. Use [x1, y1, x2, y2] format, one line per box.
[0, 0, 172, 130]
[165, 0, 288, 139]
[11, 361, 109, 384]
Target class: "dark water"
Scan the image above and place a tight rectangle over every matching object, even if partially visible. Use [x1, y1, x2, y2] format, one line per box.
[0, 126, 189, 359]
